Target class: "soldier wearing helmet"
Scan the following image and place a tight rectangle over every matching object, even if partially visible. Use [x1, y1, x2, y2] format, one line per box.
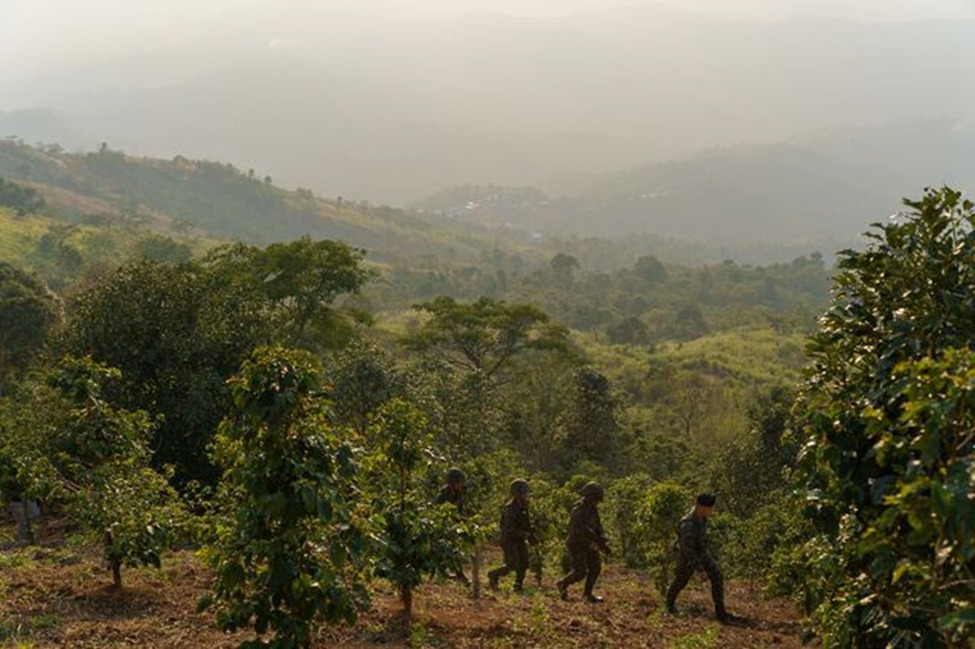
[488, 478, 538, 593]
[556, 481, 611, 603]
[436, 467, 467, 514]
[435, 467, 470, 586]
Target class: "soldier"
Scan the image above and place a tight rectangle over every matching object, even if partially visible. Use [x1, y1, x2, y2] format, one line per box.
[436, 467, 467, 513]
[666, 493, 730, 623]
[556, 482, 611, 603]
[436, 467, 470, 586]
[488, 479, 537, 593]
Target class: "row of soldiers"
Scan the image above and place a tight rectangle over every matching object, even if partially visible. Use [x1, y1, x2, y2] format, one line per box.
[436, 469, 731, 622]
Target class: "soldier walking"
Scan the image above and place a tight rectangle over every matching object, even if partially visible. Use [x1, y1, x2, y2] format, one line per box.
[436, 467, 467, 513]
[665, 493, 730, 622]
[436, 467, 471, 586]
[556, 482, 611, 603]
[488, 479, 537, 593]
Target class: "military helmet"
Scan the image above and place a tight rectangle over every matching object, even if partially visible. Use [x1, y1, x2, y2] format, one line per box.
[446, 467, 466, 483]
[510, 478, 530, 496]
[580, 482, 604, 499]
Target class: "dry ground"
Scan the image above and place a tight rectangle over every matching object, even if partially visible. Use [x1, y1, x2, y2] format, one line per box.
[0, 520, 806, 648]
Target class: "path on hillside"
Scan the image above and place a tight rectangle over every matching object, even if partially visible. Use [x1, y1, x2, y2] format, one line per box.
[0, 527, 803, 648]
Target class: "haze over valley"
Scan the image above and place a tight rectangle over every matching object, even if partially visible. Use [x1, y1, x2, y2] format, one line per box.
[3, 0, 974, 250]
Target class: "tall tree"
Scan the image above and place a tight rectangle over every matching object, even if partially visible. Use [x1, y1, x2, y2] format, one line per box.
[794, 187, 975, 647]
[560, 366, 621, 470]
[402, 296, 569, 597]
[62, 260, 268, 486]
[405, 296, 568, 383]
[206, 238, 374, 351]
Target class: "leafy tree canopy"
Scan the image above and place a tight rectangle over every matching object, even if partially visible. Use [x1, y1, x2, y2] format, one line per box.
[404, 296, 569, 380]
[0, 262, 60, 390]
[795, 187, 975, 647]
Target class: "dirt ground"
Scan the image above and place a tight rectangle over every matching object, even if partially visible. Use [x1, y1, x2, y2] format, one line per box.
[0, 520, 806, 648]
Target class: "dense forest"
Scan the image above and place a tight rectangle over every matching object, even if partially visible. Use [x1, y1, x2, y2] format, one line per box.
[0, 151, 972, 648]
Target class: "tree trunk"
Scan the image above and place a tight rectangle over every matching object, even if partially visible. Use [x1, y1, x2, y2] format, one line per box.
[21, 500, 34, 544]
[472, 544, 483, 600]
[107, 532, 122, 589]
[401, 585, 413, 623]
[111, 558, 122, 589]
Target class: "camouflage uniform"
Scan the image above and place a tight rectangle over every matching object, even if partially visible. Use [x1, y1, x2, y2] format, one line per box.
[436, 481, 469, 585]
[488, 498, 536, 591]
[666, 507, 726, 617]
[558, 498, 609, 598]
[435, 485, 465, 516]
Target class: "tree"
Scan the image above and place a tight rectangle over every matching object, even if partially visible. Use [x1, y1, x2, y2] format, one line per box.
[560, 367, 621, 470]
[325, 340, 405, 437]
[62, 259, 270, 486]
[794, 187, 975, 647]
[404, 296, 568, 382]
[204, 346, 368, 648]
[606, 315, 649, 345]
[402, 297, 569, 597]
[0, 262, 60, 392]
[550, 253, 580, 289]
[41, 357, 184, 588]
[365, 399, 470, 621]
[635, 481, 692, 596]
[632, 255, 668, 283]
[0, 177, 45, 215]
[206, 238, 374, 351]
[712, 386, 795, 519]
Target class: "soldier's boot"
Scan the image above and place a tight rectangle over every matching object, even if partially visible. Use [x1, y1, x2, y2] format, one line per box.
[665, 579, 681, 614]
[488, 570, 500, 591]
[583, 583, 604, 604]
[714, 594, 729, 622]
[711, 569, 727, 622]
[556, 579, 569, 601]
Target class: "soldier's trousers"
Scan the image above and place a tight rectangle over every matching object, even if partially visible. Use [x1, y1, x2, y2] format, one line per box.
[489, 540, 529, 588]
[666, 553, 725, 614]
[559, 546, 601, 595]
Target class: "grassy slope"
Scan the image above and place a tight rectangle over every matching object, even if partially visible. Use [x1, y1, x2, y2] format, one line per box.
[0, 142, 537, 267]
[0, 521, 802, 649]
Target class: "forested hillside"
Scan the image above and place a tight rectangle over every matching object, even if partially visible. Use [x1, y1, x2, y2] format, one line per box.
[0, 149, 972, 647]
[0, 139, 532, 267]
[416, 120, 975, 247]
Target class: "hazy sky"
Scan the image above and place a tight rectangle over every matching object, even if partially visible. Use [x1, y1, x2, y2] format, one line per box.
[3, 0, 973, 80]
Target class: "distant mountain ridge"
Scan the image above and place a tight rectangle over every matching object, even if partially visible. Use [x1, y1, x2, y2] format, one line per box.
[415, 120, 975, 245]
[2, 8, 973, 205]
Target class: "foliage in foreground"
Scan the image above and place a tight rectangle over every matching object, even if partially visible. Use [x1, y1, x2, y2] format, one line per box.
[0, 356, 185, 587]
[364, 399, 472, 619]
[204, 346, 368, 649]
[794, 187, 975, 647]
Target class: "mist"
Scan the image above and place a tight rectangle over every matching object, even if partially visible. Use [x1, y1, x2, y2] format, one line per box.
[2, 0, 974, 242]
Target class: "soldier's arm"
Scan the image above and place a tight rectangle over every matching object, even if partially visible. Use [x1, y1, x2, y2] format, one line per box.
[500, 505, 515, 537]
[678, 520, 702, 563]
[593, 510, 609, 545]
[568, 505, 586, 541]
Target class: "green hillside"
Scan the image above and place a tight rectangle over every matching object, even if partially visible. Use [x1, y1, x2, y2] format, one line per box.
[0, 140, 536, 267]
